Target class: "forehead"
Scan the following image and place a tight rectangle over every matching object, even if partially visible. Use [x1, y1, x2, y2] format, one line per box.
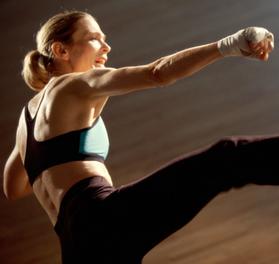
[74, 16, 104, 39]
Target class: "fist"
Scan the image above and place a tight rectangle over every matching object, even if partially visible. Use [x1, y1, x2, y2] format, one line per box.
[246, 28, 274, 61]
[218, 26, 275, 61]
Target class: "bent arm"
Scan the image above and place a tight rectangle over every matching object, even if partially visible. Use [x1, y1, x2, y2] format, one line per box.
[77, 42, 222, 97]
[3, 146, 33, 200]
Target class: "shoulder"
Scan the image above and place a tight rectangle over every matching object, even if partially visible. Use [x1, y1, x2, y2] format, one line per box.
[59, 67, 116, 86]
[57, 68, 116, 98]
[74, 67, 117, 88]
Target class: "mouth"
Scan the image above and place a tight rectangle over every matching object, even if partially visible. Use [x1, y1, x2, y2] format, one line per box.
[95, 57, 107, 65]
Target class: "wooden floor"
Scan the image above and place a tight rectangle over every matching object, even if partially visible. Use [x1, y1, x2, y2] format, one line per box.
[1, 0, 279, 263]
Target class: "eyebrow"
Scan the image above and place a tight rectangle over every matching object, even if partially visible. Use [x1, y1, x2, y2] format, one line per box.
[85, 31, 106, 40]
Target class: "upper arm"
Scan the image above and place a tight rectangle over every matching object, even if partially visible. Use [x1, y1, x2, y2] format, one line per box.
[76, 62, 169, 98]
[3, 113, 32, 200]
[3, 146, 32, 200]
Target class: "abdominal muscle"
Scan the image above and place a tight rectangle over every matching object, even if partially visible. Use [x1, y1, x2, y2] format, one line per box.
[32, 160, 113, 226]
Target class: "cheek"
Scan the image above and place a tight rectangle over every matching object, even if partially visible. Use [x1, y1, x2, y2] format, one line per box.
[70, 46, 85, 61]
[70, 43, 100, 70]
[74, 42, 98, 58]
[81, 43, 99, 61]
[87, 46, 99, 62]
[89, 40, 103, 51]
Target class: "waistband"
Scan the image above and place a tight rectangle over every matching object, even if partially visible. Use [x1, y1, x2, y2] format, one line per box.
[54, 175, 114, 234]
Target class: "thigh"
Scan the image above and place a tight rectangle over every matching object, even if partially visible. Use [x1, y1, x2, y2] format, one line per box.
[96, 155, 228, 258]
[97, 135, 279, 257]
[70, 135, 279, 262]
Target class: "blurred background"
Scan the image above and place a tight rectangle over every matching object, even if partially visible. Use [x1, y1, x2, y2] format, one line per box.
[1, 0, 279, 263]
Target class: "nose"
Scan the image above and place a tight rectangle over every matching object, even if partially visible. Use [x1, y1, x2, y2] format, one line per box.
[102, 41, 111, 54]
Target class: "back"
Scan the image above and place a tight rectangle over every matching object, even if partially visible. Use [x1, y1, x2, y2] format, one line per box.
[16, 75, 112, 224]
[24, 102, 109, 185]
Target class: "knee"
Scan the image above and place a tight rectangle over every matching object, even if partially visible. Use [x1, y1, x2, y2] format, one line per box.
[208, 137, 250, 189]
[208, 137, 237, 155]
[210, 137, 251, 153]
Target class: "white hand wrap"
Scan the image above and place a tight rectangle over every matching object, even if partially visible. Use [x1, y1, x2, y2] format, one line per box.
[217, 27, 274, 57]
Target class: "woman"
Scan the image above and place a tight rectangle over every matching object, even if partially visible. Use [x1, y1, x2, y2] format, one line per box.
[3, 10, 276, 264]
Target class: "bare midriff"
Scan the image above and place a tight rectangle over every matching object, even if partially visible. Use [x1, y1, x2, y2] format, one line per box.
[32, 160, 112, 225]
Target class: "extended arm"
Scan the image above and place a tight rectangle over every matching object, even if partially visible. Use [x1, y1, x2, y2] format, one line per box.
[77, 42, 221, 97]
[74, 27, 274, 98]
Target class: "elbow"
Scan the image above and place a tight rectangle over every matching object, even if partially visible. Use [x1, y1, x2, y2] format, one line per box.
[3, 148, 32, 200]
[3, 166, 14, 200]
[4, 193, 17, 201]
[3, 177, 16, 200]
[149, 59, 176, 87]
[3, 187, 9, 200]
[3, 185, 16, 200]
[3, 183, 30, 200]
[3, 169, 11, 200]
[3, 168, 29, 201]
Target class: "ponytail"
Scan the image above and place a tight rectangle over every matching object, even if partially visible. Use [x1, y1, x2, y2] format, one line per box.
[22, 50, 52, 91]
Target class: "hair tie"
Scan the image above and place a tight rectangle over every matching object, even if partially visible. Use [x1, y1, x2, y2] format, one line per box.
[38, 51, 52, 68]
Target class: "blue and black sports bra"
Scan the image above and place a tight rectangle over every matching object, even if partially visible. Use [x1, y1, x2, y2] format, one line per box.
[23, 91, 109, 185]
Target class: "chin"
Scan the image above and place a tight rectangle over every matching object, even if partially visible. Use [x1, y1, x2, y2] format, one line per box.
[95, 63, 105, 68]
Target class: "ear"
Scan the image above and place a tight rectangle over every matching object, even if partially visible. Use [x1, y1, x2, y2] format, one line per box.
[51, 42, 70, 60]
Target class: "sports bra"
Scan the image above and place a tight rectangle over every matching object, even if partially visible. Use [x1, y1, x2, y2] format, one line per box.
[23, 91, 110, 185]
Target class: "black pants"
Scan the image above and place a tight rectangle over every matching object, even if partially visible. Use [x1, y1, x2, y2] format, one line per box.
[54, 135, 279, 263]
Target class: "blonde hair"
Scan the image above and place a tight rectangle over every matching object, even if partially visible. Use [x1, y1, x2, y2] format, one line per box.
[22, 10, 92, 91]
